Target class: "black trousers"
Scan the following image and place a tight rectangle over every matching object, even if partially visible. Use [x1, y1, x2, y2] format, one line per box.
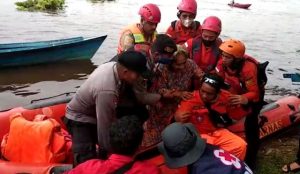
[244, 102, 262, 170]
[64, 118, 107, 167]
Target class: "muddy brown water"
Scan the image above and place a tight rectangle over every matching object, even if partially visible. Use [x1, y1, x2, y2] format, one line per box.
[0, 0, 299, 110]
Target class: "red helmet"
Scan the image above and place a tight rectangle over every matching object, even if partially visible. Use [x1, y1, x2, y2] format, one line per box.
[177, 0, 197, 15]
[138, 3, 161, 24]
[202, 16, 222, 34]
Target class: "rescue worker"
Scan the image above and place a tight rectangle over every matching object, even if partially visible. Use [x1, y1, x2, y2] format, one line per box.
[216, 39, 264, 169]
[117, 3, 161, 56]
[158, 123, 253, 174]
[174, 74, 248, 160]
[65, 51, 148, 166]
[184, 16, 222, 73]
[166, 0, 202, 44]
[65, 115, 160, 174]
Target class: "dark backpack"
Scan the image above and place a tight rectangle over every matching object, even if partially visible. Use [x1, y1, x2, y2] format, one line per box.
[240, 57, 269, 101]
[245, 58, 269, 89]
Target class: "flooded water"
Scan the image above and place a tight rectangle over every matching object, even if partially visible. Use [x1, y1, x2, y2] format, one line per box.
[0, 0, 299, 110]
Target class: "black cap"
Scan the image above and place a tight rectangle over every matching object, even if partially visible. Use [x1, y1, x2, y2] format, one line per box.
[152, 34, 177, 55]
[118, 50, 148, 74]
[201, 73, 230, 91]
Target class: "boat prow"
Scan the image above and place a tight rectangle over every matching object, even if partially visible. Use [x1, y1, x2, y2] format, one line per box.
[0, 35, 107, 68]
[228, 95, 300, 139]
[228, 3, 252, 9]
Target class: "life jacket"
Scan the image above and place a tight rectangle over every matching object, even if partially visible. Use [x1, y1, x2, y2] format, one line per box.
[169, 20, 201, 44]
[117, 23, 156, 55]
[242, 55, 269, 101]
[190, 36, 221, 72]
[1, 113, 72, 163]
[224, 55, 269, 102]
[244, 55, 269, 91]
[182, 91, 248, 134]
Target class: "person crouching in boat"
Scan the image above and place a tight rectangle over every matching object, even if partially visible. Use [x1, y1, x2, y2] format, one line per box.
[158, 123, 253, 174]
[174, 74, 248, 160]
[117, 3, 161, 56]
[65, 51, 148, 166]
[64, 115, 160, 174]
[183, 16, 222, 73]
[166, 0, 202, 45]
[216, 39, 265, 169]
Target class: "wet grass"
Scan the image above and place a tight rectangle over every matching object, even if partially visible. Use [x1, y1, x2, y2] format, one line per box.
[255, 128, 300, 174]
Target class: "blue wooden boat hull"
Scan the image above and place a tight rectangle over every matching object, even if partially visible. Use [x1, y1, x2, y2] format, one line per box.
[0, 35, 107, 67]
[0, 37, 84, 50]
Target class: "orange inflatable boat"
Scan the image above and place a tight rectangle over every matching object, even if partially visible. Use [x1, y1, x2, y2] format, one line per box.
[0, 93, 186, 174]
[0, 93, 299, 174]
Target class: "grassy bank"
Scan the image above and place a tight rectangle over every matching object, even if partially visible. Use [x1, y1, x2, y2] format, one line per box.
[255, 128, 299, 174]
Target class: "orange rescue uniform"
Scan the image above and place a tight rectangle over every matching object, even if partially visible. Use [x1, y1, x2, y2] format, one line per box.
[166, 20, 202, 45]
[175, 90, 248, 160]
[184, 36, 222, 73]
[215, 54, 260, 103]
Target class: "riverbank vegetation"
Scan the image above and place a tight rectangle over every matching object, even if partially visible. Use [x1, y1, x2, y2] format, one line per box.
[15, 0, 65, 11]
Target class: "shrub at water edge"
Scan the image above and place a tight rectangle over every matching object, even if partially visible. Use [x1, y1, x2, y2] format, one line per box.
[15, 0, 65, 11]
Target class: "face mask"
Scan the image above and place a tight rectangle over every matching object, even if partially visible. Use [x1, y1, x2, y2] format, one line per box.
[202, 39, 215, 47]
[182, 19, 193, 28]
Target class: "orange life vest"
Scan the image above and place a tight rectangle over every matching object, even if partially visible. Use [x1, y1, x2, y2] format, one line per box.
[215, 54, 268, 102]
[117, 23, 156, 55]
[1, 113, 71, 163]
[177, 90, 249, 134]
[187, 36, 222, 73]
[166, 20, 201, 45]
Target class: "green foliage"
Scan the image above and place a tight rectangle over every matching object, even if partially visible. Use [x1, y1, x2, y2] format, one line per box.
[15, 0, 65, 11]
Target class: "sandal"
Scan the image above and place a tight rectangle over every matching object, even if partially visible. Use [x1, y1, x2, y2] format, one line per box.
[282, 161, 300, 173]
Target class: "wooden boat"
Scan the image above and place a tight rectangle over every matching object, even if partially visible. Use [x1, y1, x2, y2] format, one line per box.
[0, 37, 83, 50]
[0, 94, 299, 173]
[0, 36, 107, 68]
[228, 2, 252, 9]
